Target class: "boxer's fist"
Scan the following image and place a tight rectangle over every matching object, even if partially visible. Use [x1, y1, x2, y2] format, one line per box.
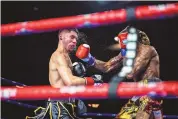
[72, 62, 86, 77]
[84, 74, 103, 85]
[115, 32, 128, 57]
[76, 44, 95, 66]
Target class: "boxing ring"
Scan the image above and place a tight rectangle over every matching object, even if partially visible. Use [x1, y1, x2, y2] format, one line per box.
[1, 2, 178, 119]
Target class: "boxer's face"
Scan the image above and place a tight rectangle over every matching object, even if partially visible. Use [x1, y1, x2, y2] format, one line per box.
[63, 31, 78, 52]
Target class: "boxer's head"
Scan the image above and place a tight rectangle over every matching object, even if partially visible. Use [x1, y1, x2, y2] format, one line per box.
[70, 32, 88, 62]
[71, 32, 88, 56]
[138, 30, 150, 45]
[58, 29, 79, 52]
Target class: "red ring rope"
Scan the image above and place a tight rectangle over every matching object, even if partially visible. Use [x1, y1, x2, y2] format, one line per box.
[1, 3, 178, 36]
[1, 82, 178, 100]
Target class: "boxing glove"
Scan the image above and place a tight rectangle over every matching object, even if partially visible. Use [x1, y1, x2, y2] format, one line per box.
[115, 32, 128, 57]
[72, 62, 86, 77]
[76, 44, 95, 66]
[84, 74, 103, 85]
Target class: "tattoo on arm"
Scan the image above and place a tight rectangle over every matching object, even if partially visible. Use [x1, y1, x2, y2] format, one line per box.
[129, 46, 154, 78]
[94, 54, 123, 73]
[94, 59, 107, 72]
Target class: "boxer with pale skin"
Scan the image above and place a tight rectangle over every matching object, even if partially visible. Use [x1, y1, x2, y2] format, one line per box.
[26, 29, 103, 119]
[48, 29, 103, 119]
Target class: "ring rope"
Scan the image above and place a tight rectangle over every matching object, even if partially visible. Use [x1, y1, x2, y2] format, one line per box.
[1, 77, 27, 86]
[1, 81, 178, 100]
[1, 77, 178, 119]
[1, 3, 178, 37]
[1, 77, 178, 100]
[4, 99, 38, 109]
[80, 113, 178, 119]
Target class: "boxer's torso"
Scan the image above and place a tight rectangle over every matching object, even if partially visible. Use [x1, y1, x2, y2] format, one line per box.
[49, 50, 73, 88]
[134, 44, 160, 81]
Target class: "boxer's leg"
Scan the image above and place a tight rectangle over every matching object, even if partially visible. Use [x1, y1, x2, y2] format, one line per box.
[115, 99, 139, 119]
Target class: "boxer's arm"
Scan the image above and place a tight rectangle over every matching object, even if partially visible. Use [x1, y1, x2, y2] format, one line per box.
[94, 53, 123, 73]
[55, 55, 86, 86]
[127, 46, 155, 79]
[76, 44, 123, 73]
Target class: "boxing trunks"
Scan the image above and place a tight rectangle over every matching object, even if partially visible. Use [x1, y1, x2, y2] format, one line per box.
[115, 78, 163, 119]
[26, 98, 87, 119]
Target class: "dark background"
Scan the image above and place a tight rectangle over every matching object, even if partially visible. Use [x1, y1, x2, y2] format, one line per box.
[1, 1, 178, 119]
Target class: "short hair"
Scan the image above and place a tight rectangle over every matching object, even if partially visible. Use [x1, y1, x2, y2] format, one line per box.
[58, 28, 87, 45]
[120, 26, 150, 45]
[138, 30, 150, 45]
[58, 28, 79, 37]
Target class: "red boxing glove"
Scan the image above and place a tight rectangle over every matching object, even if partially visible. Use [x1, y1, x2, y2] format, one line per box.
[115, 32, 128, 49]
[76, 44, 90, 59]
[85, 75, 103, 85]
[84, 77, 94, 85]
[76, 44, 95, 66]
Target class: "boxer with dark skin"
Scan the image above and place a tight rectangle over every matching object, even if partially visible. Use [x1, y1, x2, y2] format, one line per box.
[94, 30, 159, 82]
[94, 37, 160, 82]
[76, 27, 162, 119]
[126, 42, 160, 82]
